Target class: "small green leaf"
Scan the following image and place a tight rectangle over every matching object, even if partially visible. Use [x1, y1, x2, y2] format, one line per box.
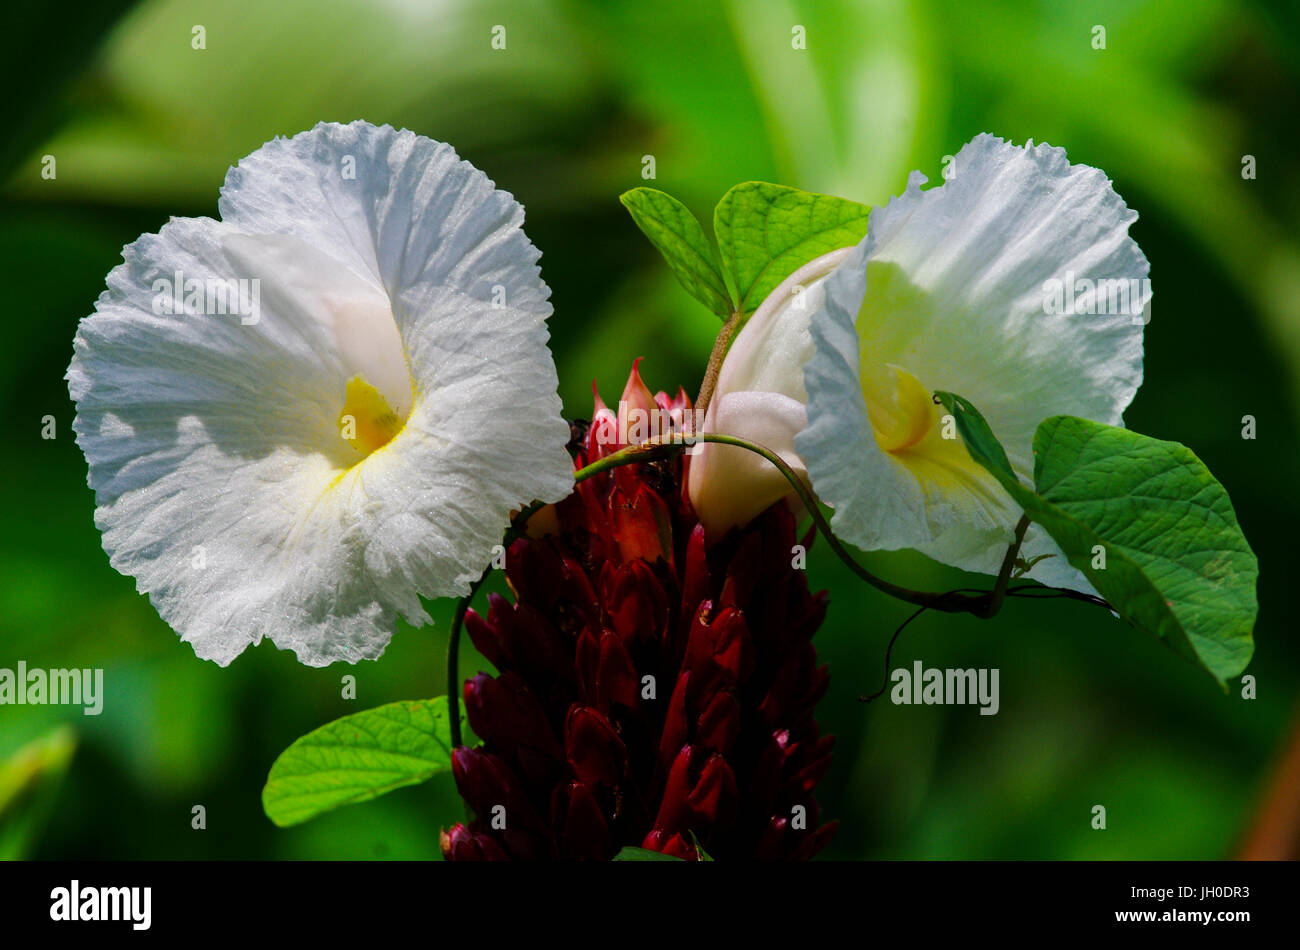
[933, 391, 1017, 483]
[612, 846, 685, 861]
[713, 181, 870, 315]
[0, 726, 77, 860]
[620, 187, 734, 317]
[263, 698, 457, 827]
[688, 830, 714, 861]
[1013, 553, 1055, 577]
[941, 397, 1258, 686]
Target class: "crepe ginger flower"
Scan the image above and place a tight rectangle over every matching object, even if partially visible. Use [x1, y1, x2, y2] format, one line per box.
[692, 135, 1149, 592]
[444, 365, 836, 860]
[67, 121, 573, 666]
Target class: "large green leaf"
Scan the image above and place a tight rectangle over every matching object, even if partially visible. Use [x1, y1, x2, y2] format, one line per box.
[620, 187, 734, 317]
[263, 698, 457, 827]
[935, 393, 1257, 686]
[713, 181, 870, 315]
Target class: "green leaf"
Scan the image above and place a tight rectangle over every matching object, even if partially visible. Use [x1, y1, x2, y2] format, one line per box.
[688, 830, 714, 861]
[939, 395, 1258, 686]
[933, 391, 1017, 483]
[713, 181, 870, 315]
[612, 846, 685, 861]
[620, 187, 734, 317]
[0, 726, 77, 860]
[263, 698, 457, 827]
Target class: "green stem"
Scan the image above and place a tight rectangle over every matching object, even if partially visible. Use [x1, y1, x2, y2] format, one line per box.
[569, 434, 1055, 621]
[980, 515, 1030, 619]
[690, 433, 988, 613]
[455, 434, 1083, 736]
[446, 571, 486, 748]
[572, 439, 684, 481]
[562, 433, 1007, 616]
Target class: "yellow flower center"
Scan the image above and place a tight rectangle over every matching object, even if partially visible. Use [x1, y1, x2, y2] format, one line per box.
[339, 374, 405, 456]
[852, 260, 1008, 509]
[853, 260, 940, 454]
[861, 361, 936, 453]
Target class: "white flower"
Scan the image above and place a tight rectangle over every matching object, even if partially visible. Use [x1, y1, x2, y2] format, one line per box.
[796, 134, 1149, 590]
[68, 121, 574, 667]
[686, 248, 852, 535]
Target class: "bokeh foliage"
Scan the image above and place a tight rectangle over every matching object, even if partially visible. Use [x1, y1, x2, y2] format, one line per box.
[2, 0, 1297, 859]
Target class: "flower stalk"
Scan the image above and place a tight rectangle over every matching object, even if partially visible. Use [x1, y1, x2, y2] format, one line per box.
[693, 309, 742, 419]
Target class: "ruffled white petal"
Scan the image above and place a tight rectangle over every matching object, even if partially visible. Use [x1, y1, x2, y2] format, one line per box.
[798, 134, 1148, 589]
[69, 122, 572, 666]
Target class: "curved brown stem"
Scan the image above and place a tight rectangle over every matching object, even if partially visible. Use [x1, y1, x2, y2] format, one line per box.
[694, 309, 741, 420]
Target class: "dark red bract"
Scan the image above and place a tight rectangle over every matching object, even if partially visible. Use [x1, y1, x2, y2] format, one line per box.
[442, 364, 836, 861]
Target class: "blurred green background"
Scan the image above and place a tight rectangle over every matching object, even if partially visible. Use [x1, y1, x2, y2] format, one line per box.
[2, 0, 1298, 860]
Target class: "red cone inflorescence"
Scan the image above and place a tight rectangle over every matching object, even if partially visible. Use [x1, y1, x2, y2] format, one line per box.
[441, 362, 836, 861]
